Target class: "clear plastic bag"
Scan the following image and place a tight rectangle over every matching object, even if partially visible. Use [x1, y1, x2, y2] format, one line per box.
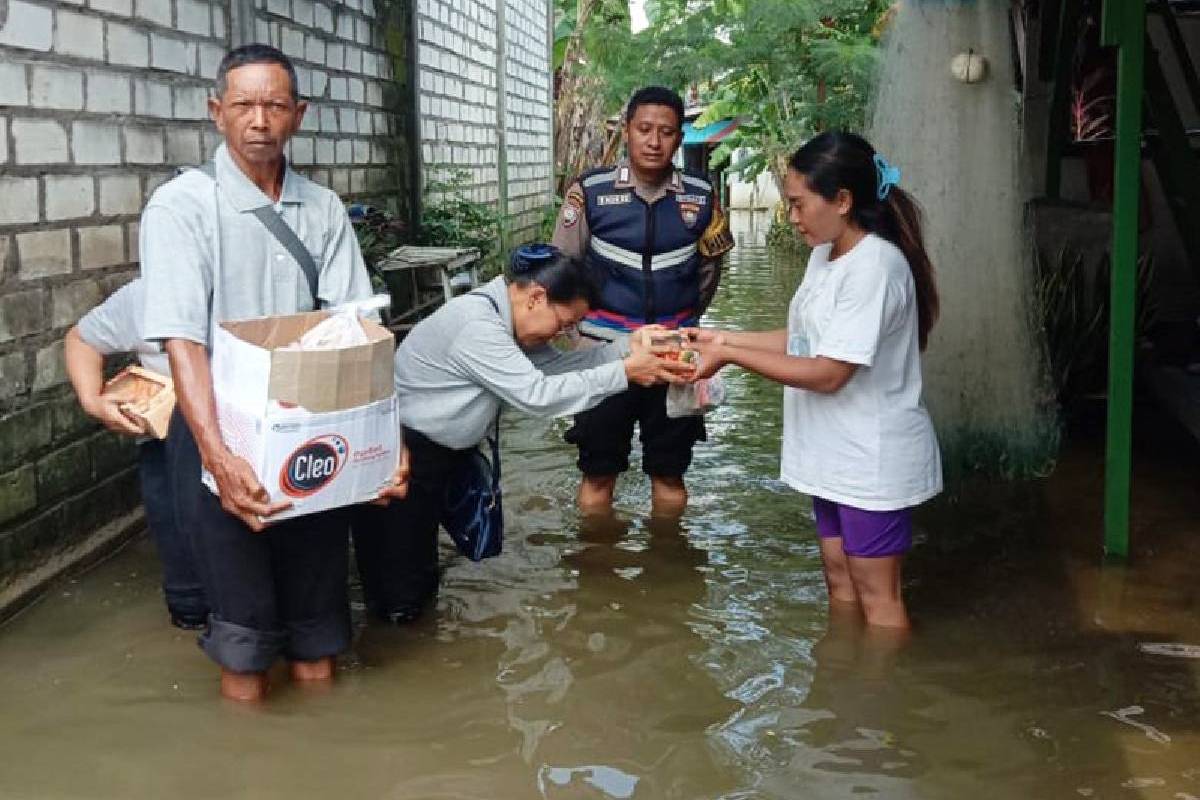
[284, 308, 369, 351]
[666, 374, 726, 418]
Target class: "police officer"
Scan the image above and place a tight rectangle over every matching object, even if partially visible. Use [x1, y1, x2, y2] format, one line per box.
[552, 86, 733, 515]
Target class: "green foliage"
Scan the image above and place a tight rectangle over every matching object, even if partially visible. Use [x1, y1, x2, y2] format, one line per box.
[765, 215, 807, 259]
[671, 0, 890, 183]
[416, 169, 505, 274]
[554, 0, 642, 112]
[553, 0, 890, 186]
[350, 206, 408, 293]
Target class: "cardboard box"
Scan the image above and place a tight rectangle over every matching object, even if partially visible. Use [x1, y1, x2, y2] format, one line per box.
[101, 366, 175, 439]
[204, 311, 400, 521]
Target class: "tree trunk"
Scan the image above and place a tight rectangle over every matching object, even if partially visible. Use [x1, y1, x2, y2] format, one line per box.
[553, 0, 619, 195]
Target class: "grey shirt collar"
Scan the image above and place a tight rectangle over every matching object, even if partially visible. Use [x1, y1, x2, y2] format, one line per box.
[214, 142, 305, 211]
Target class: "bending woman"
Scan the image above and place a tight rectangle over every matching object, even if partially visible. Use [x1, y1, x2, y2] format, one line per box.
[689, 132, 942, 629]
[353, 244, 690, 622]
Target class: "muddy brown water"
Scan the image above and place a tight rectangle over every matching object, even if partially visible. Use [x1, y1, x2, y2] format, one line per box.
[2, 212, 1198, 799]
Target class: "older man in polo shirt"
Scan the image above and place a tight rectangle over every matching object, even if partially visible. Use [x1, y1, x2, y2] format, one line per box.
[141, 44, 403, 702]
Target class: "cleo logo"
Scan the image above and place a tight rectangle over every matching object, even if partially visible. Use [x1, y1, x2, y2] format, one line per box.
[280, 435, 348, 498]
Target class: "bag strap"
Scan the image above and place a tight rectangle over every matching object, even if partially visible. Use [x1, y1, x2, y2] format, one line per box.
[468, 290, 503, 489]
[191, 161, 321, 305]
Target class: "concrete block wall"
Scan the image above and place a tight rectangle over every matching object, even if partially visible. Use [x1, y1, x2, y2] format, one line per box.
[415, 0, 552, 241]
[0, 0, 553, 602]
[0, 0, 230, 593]
[499, 0, 550, 239]
[0, 0, 419, 603]
[252, 0, 404, 198]
[416, 0, 500, 203]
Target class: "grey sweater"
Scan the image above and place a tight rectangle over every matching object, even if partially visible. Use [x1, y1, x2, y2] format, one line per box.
[394, 276, 628, 449]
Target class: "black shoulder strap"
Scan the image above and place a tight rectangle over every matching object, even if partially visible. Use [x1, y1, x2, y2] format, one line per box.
[189, 161, 321, 305]
[250, 206, 320, 304]
[468, 290, 501, 315]
[467, 290, 503, 468]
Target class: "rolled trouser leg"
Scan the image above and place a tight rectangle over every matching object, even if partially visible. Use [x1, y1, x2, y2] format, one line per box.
[275, 508, 352, 663]
[167, 411, 286, 673]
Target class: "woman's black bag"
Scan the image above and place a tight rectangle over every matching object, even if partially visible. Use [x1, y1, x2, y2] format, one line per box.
[441, 424, 502, 561]
[440, 291, 504, 562]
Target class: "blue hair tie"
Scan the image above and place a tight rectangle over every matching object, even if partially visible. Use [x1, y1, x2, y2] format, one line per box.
[874, 153, 901, 201]
[510, 243, 559, 274]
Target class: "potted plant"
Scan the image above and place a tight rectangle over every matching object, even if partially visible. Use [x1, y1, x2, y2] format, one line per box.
[1069, 67, 1116, 203]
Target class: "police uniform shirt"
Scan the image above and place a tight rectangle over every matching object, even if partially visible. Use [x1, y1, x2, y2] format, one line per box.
[551, 161, 725, 313]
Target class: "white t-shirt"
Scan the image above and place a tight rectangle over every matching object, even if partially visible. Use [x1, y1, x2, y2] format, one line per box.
[780, 234, 942, 510]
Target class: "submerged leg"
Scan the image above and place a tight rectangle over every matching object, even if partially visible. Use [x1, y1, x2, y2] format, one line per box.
[819, 536, 860, 605]
[847, 554, 909, 629]
[221, 669, 269, 702]
[290, 657, 336, 683]
[578, 475, 617, 515]
[650, 475, 687, 516]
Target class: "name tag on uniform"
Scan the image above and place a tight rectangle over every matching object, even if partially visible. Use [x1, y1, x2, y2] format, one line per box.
[597, 193, 632, 206]
[676, 193, 709, 206]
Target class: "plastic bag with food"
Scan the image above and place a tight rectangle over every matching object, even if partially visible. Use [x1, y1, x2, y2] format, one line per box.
[665, 352, 726, 418]
[282, 308, 369, 351]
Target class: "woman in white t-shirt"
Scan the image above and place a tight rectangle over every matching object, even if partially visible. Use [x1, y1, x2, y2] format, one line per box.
[689, 132, 941, 629]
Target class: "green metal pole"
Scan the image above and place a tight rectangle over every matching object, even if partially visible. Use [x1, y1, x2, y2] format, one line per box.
[1099, 1, 1145, 560]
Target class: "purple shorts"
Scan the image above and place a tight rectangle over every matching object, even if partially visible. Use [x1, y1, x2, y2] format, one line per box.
[812, 497, 912, 558]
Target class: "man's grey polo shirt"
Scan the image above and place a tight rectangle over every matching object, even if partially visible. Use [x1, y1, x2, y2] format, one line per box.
[140, 143, 373, 348]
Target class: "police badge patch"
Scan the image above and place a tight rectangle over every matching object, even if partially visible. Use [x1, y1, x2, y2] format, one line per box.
[679, 201, 701, 227]
[562, 187, 584, 228]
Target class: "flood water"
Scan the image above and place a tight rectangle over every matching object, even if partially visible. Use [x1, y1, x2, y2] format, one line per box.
[2, 212, 1199, 799]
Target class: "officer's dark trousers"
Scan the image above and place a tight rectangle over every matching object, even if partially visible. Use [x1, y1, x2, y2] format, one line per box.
[167, 411, 352, 673]
[351, 429, 469, 617]
[138, 433, 208, 623]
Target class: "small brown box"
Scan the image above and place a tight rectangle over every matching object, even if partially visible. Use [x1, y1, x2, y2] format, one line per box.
[101, 366, 175, 439]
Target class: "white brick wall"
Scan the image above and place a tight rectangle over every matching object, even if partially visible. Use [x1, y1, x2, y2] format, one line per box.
[87, 73, 133, 114]
[501, 0, 551, 236]
[72, 121, 122, 164]
[55, 9, 105, 60]
[44, 176, 95, 221]
[0, 0, 553, 440]
[106, 22, 150, 67]
[30, 65, 84, 111]
[0, 179, 40, 226]
[12, 119, 70, 164]
[252, 0, 399, 201]
[0, 1, 54, 52]
[17, 230, 73, 279]
[416, 0, 553, 239]
[0, 0, 227, 398]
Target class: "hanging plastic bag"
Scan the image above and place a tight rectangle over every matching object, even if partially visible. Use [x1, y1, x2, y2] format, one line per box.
[666, 352, 726, 418]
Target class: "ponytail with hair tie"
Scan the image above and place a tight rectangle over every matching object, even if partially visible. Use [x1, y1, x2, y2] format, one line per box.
[790, 131, 939, 351]
[509, 243, 559, 276]
[873, 154, 901, 201]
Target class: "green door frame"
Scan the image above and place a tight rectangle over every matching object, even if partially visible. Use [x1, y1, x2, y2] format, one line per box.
[1100, 0, 1145, 559]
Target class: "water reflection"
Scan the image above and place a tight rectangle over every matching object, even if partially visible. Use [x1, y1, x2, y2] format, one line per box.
[1, 213, 1198, 800]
